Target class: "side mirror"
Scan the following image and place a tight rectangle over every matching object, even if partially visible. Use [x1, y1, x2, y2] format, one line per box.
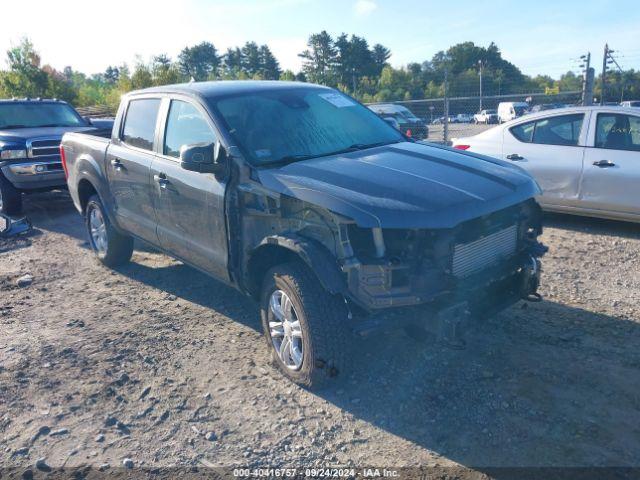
[180, 142, 225, 174]
[382, 117, 400, 130]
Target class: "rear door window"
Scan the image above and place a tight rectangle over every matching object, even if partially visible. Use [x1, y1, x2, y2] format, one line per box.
[510, 114, 584, 146]
[122, 98, 161, 151]
[595, 113, 640, 152]
[532, 114, 584, 146]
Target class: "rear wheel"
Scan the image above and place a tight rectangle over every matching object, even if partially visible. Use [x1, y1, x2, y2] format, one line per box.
[85, 194, 133, 267]
[260, 262, 349, 389]
[0, 174, 22, 215]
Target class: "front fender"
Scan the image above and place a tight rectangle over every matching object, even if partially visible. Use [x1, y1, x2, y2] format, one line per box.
[251, 234, 348, 296]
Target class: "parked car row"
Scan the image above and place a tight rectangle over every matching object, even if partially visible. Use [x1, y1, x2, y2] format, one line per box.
[5, 82, 637, 390]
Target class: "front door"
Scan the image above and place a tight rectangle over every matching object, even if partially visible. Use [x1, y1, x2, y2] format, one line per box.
[580, 112, 640, 217]
[106, 97, 161, 243]
[501, 113, 586, 207]
[151, 98, 229, 280]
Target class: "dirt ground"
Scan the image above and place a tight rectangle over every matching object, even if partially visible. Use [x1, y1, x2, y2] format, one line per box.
[1, 191, 640, 477]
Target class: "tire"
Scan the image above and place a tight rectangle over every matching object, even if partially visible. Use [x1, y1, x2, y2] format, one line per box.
[260, 262, 349, 389]
[85, 194, 133, 267]
[0, 174, 22, 215]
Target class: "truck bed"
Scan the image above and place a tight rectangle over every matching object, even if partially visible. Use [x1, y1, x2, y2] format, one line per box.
[61, 131, 111, 213]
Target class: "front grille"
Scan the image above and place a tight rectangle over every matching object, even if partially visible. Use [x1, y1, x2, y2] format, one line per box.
[28, 139, 61, 158]
[452, 224, 518, 278]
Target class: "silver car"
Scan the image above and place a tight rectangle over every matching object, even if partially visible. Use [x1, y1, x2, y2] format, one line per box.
[454, 106, 640, 223]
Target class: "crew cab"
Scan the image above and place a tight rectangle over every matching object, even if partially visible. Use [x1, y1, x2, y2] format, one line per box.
[0, 98, 112, 214]
[62, 81, 546, 388]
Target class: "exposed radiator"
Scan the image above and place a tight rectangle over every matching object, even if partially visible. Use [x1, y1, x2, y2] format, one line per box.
[452, 224, 518, 278]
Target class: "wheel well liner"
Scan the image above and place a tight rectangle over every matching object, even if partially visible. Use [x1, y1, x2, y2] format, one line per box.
[245, 234, 347, 300]
[77, 178, 98, 214]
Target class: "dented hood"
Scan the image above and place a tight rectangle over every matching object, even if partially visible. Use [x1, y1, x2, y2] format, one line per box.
[257, 142, 540, 229]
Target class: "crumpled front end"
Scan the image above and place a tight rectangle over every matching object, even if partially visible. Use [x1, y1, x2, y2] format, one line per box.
[340, 199, 547, 311]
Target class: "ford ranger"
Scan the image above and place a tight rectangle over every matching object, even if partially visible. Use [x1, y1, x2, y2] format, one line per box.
[61, 81, 546, 388]
[0, 98, 112, 214]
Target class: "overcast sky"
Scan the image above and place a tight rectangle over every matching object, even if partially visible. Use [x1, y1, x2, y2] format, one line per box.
[1, 0, 639, 78]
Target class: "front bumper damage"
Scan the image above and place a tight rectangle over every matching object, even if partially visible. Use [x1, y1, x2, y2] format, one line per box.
[340, 201, 548, 339]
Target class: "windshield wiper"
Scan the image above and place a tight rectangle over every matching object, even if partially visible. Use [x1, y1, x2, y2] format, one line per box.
[346, 140, 401, 150]
[0, 124, 28, 129]
[266, 140, 402, 167]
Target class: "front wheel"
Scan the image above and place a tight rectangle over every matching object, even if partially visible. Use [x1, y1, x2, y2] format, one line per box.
[85, 194, 133, 267]
[260, 262, 350, 389]
[0, 174, 22, 215]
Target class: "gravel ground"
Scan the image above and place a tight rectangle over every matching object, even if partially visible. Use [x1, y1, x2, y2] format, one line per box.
[1, 191, 640, 477]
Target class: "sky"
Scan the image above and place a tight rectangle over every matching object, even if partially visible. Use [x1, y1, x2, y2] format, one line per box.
[1, 0, 639, 79]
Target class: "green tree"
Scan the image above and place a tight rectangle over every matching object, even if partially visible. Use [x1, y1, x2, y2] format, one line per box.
[241, 42, 262, 77]
[1, 38, 48, 97]
[299, 30, 336, 85]
[259, 45, 281, 80]
[178, 42, 220, 81]
[222, 47, 243, 78]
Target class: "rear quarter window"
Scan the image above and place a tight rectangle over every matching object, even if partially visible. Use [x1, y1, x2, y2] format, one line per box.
[122, 98, 161, 151]
[510, 121, 535, 142]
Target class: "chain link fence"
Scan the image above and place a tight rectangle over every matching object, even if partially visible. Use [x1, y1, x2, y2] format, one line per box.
[367, 90, 582, 144]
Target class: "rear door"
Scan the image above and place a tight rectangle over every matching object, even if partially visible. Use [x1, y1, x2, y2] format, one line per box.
[106, 97, 161, 243]
[501, 113, 586, 207]
[150, 97, 229, 280]
[580, 111, 640, 217]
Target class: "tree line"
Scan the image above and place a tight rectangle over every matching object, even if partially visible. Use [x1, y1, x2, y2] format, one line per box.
[1, 34, 638, 112]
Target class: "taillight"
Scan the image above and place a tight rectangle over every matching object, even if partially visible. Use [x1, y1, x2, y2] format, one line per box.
[405, 129, 412, 137]
[59, 144, 68, 178]
[454, 144, 470, 150]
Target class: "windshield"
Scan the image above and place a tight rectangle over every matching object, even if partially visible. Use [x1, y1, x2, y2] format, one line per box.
[514, 105, 528, 115]
[396, 106, 419, 120]
[0, 103, 86, 129]
[211, 88, 403, 166]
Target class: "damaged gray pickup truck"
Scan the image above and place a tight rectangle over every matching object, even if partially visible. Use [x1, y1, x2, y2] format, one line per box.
[61, 81, 546, 388]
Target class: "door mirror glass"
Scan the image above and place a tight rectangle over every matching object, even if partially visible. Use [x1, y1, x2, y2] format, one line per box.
[180, 143, 223, 173]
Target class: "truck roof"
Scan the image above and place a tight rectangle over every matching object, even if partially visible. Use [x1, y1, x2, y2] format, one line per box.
[131, 80, 330, 100]
[0, 98, 68, 104]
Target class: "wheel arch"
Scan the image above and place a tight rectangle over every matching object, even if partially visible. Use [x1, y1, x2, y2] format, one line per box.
[244, 234, 348, 301]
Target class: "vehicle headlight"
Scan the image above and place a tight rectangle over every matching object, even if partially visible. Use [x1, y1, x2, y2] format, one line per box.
[1, 149, 27, 160]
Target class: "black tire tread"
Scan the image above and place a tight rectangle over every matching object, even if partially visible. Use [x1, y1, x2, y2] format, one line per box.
[86, 195, 133, 267]
[263, 261, 349, 389]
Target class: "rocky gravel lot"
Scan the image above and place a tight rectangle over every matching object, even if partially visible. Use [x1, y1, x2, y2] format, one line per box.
[1, 191, 639, 477]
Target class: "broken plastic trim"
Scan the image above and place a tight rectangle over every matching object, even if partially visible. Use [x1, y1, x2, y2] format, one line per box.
[0, 214, 32, 238]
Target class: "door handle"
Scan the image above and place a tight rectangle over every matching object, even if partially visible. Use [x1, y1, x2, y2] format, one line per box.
[593, 160, 615, 168]
[154, 173, 170, 188]
[110, 158, 124, 171]
[506, 154, 524, 161]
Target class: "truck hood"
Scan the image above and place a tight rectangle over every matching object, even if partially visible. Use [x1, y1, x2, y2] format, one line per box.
[0, 126, 96, 144]
[257, 141, 540, 229]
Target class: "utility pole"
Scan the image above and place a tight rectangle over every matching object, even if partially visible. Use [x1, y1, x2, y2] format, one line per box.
[580, 53, 594, 106]
[601, 44, 624, 104]
[600, 44, 608, 105]
[478, 60, 483, 112]
[443, 68, 449, 144]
